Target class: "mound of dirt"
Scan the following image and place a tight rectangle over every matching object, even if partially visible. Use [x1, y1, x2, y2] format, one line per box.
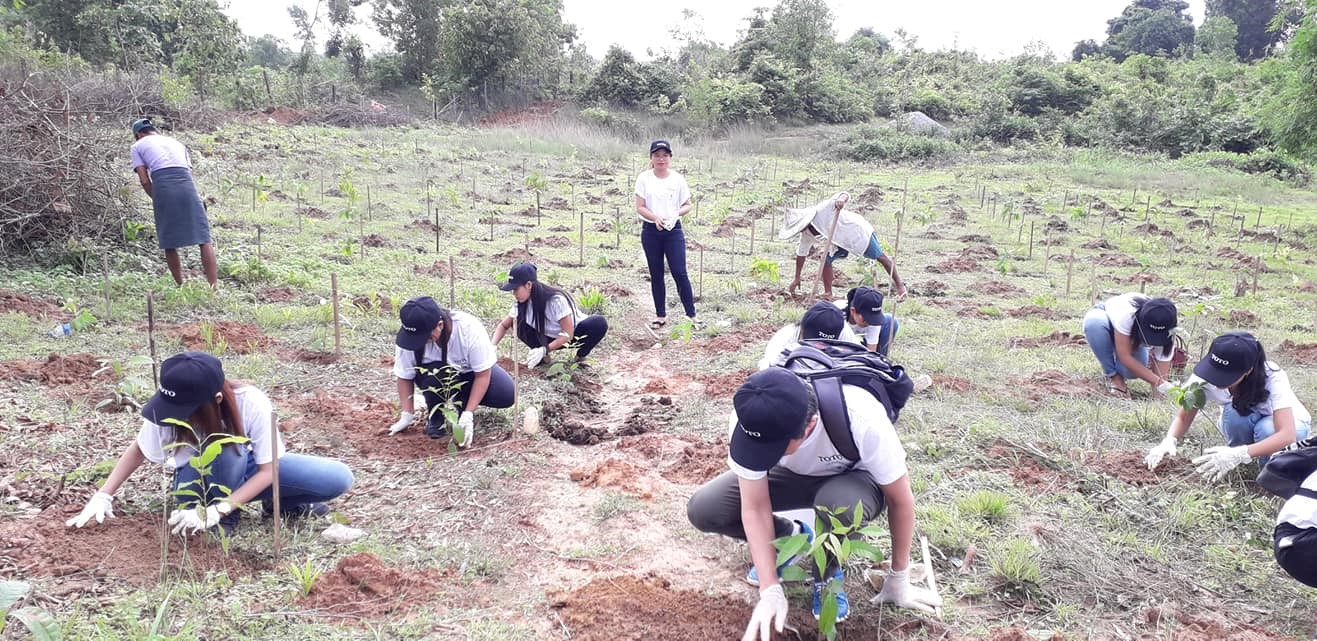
[352, 293, 394, 315]
[570, 459, 658, 498]
[0, 289, 63, 317]
[257, 286, 299, 303]
[1081, 239, 1115, 250]
[695, 369, 756, 398]
[1096, 252, 1141, 267]
[978, 280, 1024, 296]
[1143, 604, 1295, 641]
[927, 256, 982, 273]
[984, 441, 1072, 488]
[277, 392, 426, 458]
[1084, 450, 1191, 485]
[958, 234, 992, 243]
[1121, 272, 1164, 285]
[1187, 218, 1210, 230]
[297, 206, 330, 219]
[299, 552, 448, 619]
[960, 245, 999, 260]
[1, 510, 266, 590]
[641, 376, 692, 395]
[932, 375, 975, 392]
[361, 233, 389, 248]
[1227, 309, 1259, 326]
[915, 280, 949, 297]
[1011, 369, 1098, 402]
[531, 235, 572, 248]
[0, 353, 107, 386]
[964, 629, 1064, 641]
[616, 433, 696, 461]
[492, 248, 536, 263]
[1006, 305, 1065, 320]
[413, 260, 450, 277]
[692, 333, 749, 357]
[1007, 331, 1087, 348]
[173, 321, 273, 355]
[662, 441, 727, 485]
[547, 419, 611, 445]
[408, 218, 438, 232]
[580, 281, 631, 298]
[548, 574, 752, 641]
[1279, 340, 1317, 364]
[619, 396, 678, 436]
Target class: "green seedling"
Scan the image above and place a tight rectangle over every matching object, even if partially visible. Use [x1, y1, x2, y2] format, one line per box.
[287, 559, 323, 597]
[774, 504, 887, 641]
[94, 355, 154, 411]
[989, 537, 1043, 594]
[668, 318, 695, 343]
[196, 321, 228, 355]
[1170, 380, 1207, 411]
[749, 257, 780, 283]
[415, 363, 468, 452]
[164, 419, 251, 544]
[577, 288, 606, 314]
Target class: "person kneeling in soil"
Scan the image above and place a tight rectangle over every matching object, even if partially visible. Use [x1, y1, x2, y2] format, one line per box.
[837, 286, 898, 357]
[491, 262, 608, 369]
[388, 296, 515, 443]
[66, 352, 353, 535]
[758, 301, 859, 370]
[1146, 332, 1311, 478]
[1081, 293, 1178, 398]
[687, 369, 940, 639]
[781, 192, 908, 301]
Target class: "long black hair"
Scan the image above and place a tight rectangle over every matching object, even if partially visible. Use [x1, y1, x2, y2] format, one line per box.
[518, 279, 576, 341]
[1231, 337, 1271, 415]
[434, 307, 454, 364]
[1129, 296, 1176, 359]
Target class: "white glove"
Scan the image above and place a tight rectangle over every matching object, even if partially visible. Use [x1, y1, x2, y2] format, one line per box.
[1193, 445, 1252, 482]
[388, 411, 415, 435]
[527, 346, 547, 368]
[1156, 380, 1173, 395]
[66, 491, 114, 528]
[872, 568, 943, 614]
[741, 584, 788, 641]
[1145, 435, 1178, 470]
[168, 503, 228, 536]
[457, 411, 474, 448]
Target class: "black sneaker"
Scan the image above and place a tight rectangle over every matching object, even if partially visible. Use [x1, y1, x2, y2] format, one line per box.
[424, 419, 449, 439]
[264, 502, 330, 518]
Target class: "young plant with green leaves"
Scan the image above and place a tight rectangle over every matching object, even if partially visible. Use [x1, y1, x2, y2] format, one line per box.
[415, 364, 469, 452]
[1, 580, 61, 640]
[773, 504, 886, 640]
[164, 419, 251, 540]
[1170, 379, 1207, 411]
[577, 288, 606, 315]
[749, 257, 780, 283]
[94, 355, 155, 411]
[287, 559, 323, 597]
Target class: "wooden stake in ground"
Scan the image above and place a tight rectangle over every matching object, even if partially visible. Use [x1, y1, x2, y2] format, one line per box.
[1043, 230, 1052, 275]
[615, 208, 621, 248]
[256, 225, 263, 261]
[102, 254, 111, 321]
[296, 194, 303, 233]
[366, 185, 371, 221]
[920, 535, 943, 619]
[449, 256, 456, 308]
[270, 413, 282, 560]
[749, 217, 756, 256]
[331, 273, 341, 357]
[1027, 222, 1035, 260]
[809, 193, 848, 302]
[698, 247, 704, 300]
[578, 212, 585, 267]
[535, 192, 541, 226]
[1256, 206, 1263, 228]
[1065, 249, 1075, 296]
[145, 291, 160, 386]
[1253, 255, 1262, 295]
[1089, 263, 1097, 302]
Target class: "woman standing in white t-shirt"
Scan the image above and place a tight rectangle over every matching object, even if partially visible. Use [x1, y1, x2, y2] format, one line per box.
[65, 352, 353, 535]
[634, 140, 696, 329]
[491, 262, 609, 368]
[388, 296, 515, 443]
[1145, 332, 1312, 478]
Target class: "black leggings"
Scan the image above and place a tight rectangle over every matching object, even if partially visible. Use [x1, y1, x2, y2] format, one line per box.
[1275, 521, 1317, 588]
[415, 362, 515, 413]
[515, 315, 609, 360]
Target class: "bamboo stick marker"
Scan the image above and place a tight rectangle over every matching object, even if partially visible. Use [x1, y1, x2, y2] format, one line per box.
[146, 292, 158, 387]
[1027, 222, 1035, 260]
[1066, 249, 1075, 296]
[699, 247, 704, 299]
[449, 256, 456, 308]
[270, 413, 282, 559]
[102, 254, 111, 321]
[579, 212, 585, 267]
[331, 273, 341, 357]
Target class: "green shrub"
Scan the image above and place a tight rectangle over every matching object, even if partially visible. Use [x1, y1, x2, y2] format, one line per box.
[685, 77, 772, 128]
[1180, 150, 1313, 185]
[841, 124, 960, 162]
[905, 87, 955, 121]
[799, 70, 873, 124]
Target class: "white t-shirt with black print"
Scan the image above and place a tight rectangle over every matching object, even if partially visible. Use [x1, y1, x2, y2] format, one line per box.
[393, 310, 497, 378]
[634, 170, 691, 222]
[137, 385, 285, 470]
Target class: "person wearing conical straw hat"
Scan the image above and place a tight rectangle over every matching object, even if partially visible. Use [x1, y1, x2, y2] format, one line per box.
[781, 192, 907, 301]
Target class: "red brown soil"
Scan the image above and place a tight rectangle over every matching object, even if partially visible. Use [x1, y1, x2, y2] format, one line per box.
[1082, 238, 1116, 250]
[0, 353, 108, 386]
[1121, 272, 1164, 285]
[351, 293, 394, 315]
[1011, 369, 1099, 402]
[0, 289, 63, 317]
[985, 441, 1072, 488]
[1142, 605, 1295, 641]
[548, 574, 752, 641]
[173, 321, 273, 355]
[693, 333, 747, 356]
[413, 260, 450, 277]
[619, 396, 678, 436]
[283, 348, 339, 364]
[492, 248, 536, 263]
[979, 280, 1024, 296]
[1007, 305, 1065, 320]
[966, 629, 1064, 641]
[917, 280, 949, 297]
[531, 235, 573, 248]
[569, 458, 658, 499]
[362, 233, 390, 248]
[961, 245, 999, 259]
[1299, 281, 1317, 293]
[408, 217, 438, 233]
[1096, 252, 1141, 267]
[927, 256, 982, 273]
[1008, 331, 1087, 348]
[298, 552, 448, 620]
[0, 510, 266, 591]
[933, 375, 975, 392]
[257, 286, 299, 303]
[479, 101, 563, 126]
[695, 369, 756, 398]
[616, 433, 696, 461]
[958, 234, 992, 243]
[661, 441, 727, 485]
[1227, 309, 1259, 326]
[641, 375, 692, 395]
[1082, 450, 1192, 486]
[277, 391, 441, 459]
[1279, 340, 1317, 365]
[580, 281, 631, 297]
[547, 418, 611, 445]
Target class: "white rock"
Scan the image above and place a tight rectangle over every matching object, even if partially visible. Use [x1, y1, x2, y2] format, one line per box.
[522, 406, 540, 435]
[321, 523, 365, 544]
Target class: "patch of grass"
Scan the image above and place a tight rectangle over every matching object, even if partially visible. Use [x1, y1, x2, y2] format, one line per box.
[956, 490, 1012, 524]
[592, 492, 640, 523]
[989, 537, 1043, 593]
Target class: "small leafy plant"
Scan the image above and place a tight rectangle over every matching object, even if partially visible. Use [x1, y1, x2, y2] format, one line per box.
[668, 318, 696, 343]
[577, 288, 606, 315]
[415, 364, 468, 452]
[749, 257, 780, 282]
[164, 419, 251, 543]
[774, 505, 886, 640]
[94, 355, 155, 411]
[1170, 380, 1207, 411]
[288, 559, 323, 597]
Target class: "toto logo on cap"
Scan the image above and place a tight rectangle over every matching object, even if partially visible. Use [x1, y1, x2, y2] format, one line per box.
[738, 423, 762, 438]
[158, 387, 176, 397]
[1211, 353, 1230, 366]
[402, 324, 417, 332]
[817, 331, 837, 339]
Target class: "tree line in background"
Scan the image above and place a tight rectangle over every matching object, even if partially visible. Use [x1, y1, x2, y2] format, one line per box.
[2, 0, 1317, 169]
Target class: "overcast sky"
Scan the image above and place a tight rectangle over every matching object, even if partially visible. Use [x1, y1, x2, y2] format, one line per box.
[223, 0, 1207, 62]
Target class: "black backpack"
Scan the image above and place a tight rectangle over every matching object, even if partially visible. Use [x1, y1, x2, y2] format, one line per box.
[1258, 436, 1317, 499]
[777, 338, 913, 463]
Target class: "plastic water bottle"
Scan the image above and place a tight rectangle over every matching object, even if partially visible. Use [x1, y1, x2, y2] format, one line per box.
[48, 323, 72, 338]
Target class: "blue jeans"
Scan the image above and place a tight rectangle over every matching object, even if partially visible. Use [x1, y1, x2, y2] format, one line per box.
[858, 313, 899, 357]
[826, 234, 884, 265]
[1082, 306, 1148, 379]
[1218, 405, 1311, 465]
[173, 447, 354, 525]
[641, 221, 696, 318]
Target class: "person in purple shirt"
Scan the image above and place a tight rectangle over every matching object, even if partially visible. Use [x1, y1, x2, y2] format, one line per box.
[130, 118, 218, 287]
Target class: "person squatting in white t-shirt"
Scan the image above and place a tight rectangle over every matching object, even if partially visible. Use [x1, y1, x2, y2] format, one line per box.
[758, 301, 861, 370]
[66, 352, 353, 536]
[1146, 331, 1311, 479]
[491, 262, 609, 369]
[780, 191, 908, 301]
[388, 296, 515, 443]
[1081, 293, 1179, 398]
[686, 369, 940, 637]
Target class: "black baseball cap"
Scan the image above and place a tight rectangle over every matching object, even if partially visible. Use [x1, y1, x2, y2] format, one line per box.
[848, 286, 885, 325]
[730, 369, 813, 472]
[649, 140, 673, 155]
[142, 352, 225, 425]
[396, 296, 442, 351]
[1135, 297, 1177, 347]
[800, 301, 845, 340]
[500, 263, 538, 291]
[1194, 331, 1260, 387]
